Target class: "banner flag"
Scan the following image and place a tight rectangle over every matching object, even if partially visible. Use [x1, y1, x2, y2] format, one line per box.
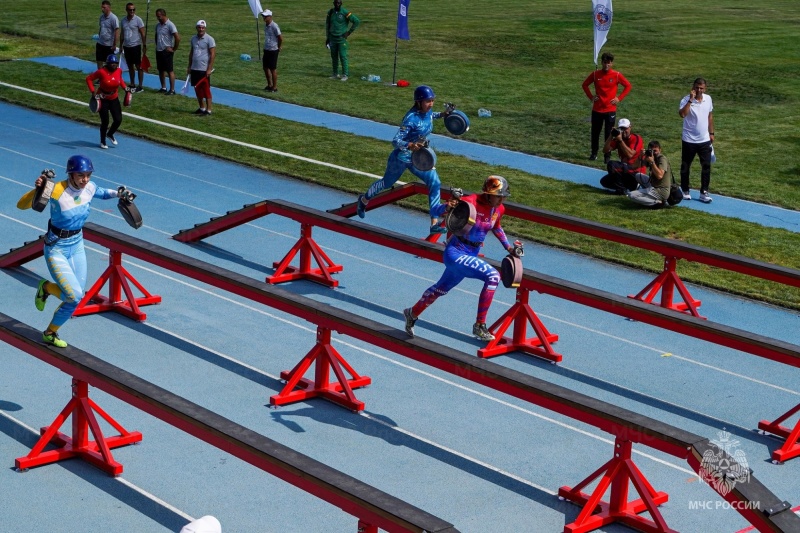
[396, 0, 411, 40]
[592, 0, 612, 65]
[248, 0, 263, 18]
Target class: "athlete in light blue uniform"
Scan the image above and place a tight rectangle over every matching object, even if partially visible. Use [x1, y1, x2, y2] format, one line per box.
[356, 85, 451, 234]
[17, 155, 126, 348]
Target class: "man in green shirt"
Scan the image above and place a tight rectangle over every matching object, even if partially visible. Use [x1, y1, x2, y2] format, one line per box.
[326, 0, 360, 81]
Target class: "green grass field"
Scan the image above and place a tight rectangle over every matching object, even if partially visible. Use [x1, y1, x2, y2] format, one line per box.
[1, 0, 799, 309]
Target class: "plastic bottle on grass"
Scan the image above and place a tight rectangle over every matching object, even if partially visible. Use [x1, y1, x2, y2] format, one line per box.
[239, 54, 251, 61]
[478, 108, 492, 118]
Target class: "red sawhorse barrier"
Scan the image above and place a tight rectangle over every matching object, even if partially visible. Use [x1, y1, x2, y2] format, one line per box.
[478, 286, 561, 362]
[558, 437, 674, 533]
[271, 326, 371, 412]
[628, 256, 704, 319]
[759, 403, 800, 463]
[73, 249, 162, 321]
[268, 223, 343, 287]
[16, 378, 142, 476]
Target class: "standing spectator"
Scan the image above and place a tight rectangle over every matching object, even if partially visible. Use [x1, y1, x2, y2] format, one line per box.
[96, 0, 120, 69]
[678, 78, 715, 203]
[325, 0, 360, 81]
[599, 118, 645, 194]
[355, 85, 453, 234]
[403, 176, 520, 342]
[86, 54, 128, 149]
[16, 156, 128, 348]
[120, 2, 146, 92]
[187, 20, 216, 115]
[261, 10, 282, 92]
[628, 141, 674, 207]
[155, 8, 180, 94]
[581, 52, 631, 163]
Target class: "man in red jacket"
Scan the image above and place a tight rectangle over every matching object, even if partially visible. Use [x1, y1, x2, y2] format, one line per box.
[582, 52, 632, 163]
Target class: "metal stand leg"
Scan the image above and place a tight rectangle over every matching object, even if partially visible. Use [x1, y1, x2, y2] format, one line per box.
[478, 288, 561, 362]
[269, 224, 343, 287]
[15, 379, 142, 476]
[759, 402, 800, 463]
[629, 256, 704, 319]
[73, 250, 161, 321]
[558, 437, 674, 533]
[271, 327, 371, 411]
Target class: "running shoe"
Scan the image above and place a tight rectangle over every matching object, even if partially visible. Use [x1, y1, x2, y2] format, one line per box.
[699, 191, 713, 203]
[100, 143, 108, 149]
[403, 308, 417, 337]
[34, 279, 49, 311]
[42, 331, 68, 348]
[108, 134, 118, 145]
[472, 322, 495, 341]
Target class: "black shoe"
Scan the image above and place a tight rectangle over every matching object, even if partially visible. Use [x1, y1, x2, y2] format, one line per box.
[136, 86, 143, 93]
[589, 152, 598, 161]
[166, 89, 175, 95]
[158, 87, 167, 93]
[603, 153, 611, 165]
[193, 108, 206, 115]
[264, 85, 272, 91]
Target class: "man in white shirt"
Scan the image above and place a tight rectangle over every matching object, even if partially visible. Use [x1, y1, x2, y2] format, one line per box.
[678, 78, 715, 203]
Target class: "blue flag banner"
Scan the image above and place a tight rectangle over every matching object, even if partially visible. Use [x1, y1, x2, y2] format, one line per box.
[397, 0, 411, 40]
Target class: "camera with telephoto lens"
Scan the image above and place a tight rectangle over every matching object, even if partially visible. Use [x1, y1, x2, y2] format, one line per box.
[611, 127, 620, 138]
[644, 148, 654, 157]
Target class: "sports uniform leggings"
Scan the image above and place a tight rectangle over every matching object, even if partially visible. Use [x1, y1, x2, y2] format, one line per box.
[99, 98, 122, 144]
[411, 246, 500, 323]
[44, 236, 87, 328]
[590, 110, 616, 155]
[365, 149, 441, 217]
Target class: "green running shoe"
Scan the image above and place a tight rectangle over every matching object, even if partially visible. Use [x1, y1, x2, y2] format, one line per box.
[35, 280, 49, 311]
[42, 331, 68, 348]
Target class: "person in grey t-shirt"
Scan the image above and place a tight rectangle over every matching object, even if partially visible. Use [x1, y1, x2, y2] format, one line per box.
[154, 8, 180, 94]
[260, 10, 282, 93]
[119, 2, 146, 91]
[96, 0, 120, 69]
[187, 20, 216, 115]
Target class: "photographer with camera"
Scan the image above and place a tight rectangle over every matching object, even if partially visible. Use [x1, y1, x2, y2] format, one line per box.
[599, 118, 645, 194]
[628, 140, 674, 207]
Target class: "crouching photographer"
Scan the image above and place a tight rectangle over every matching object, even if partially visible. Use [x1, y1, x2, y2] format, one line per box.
[599, 118, 645, 194]
[628, 140, 675, 207]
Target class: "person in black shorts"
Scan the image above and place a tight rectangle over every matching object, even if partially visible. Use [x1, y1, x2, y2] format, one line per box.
[154, 8, 180, 94]
[120, 2, 146, 91]
[96, 0, 120, 69]
[260, 10, 283, 92]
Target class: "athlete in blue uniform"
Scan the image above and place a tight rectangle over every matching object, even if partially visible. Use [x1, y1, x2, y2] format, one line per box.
[356, 85, 451, 234]
[17, 155, 127, 348]
[403, 176, 520, 341]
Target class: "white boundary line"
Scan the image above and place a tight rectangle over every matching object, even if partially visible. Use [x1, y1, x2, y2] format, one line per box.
[0, 81, 383, 180]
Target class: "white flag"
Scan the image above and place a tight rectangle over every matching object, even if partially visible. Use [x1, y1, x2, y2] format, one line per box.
[592, 0, 613, 65]
[248, 0, 263, 18]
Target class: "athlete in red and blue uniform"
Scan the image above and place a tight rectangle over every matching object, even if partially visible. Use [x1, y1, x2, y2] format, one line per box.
[403, 175, 518, 341]
[17, 155, 126, 348]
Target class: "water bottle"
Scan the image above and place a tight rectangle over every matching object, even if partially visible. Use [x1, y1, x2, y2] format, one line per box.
[91, 34, 100, 41]
[478, 108, 492, 118]
[361, 76, 368, 81]
[367, 74, 381, 82]
[239, 53, 251, 61]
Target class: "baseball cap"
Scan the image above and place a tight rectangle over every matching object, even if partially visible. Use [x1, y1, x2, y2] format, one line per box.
[618, 118, 631, 128]
[261, 9, 272, 16]
[196, 19, 206, 27]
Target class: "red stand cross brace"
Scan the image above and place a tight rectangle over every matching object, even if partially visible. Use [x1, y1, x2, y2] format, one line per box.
[16, 378, 142, 476]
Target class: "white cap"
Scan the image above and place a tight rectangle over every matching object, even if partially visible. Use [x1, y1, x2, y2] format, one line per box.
[196, 19, 207, 28]
[261, 9, 272, 16]
[618, 118, 631, 128]
[180, 515, 221, 533]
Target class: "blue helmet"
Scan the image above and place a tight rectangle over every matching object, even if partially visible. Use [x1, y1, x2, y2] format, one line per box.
[106, 54, 119, 64]
[66, 155, 94, 174]
[414, 85, 436, 101]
